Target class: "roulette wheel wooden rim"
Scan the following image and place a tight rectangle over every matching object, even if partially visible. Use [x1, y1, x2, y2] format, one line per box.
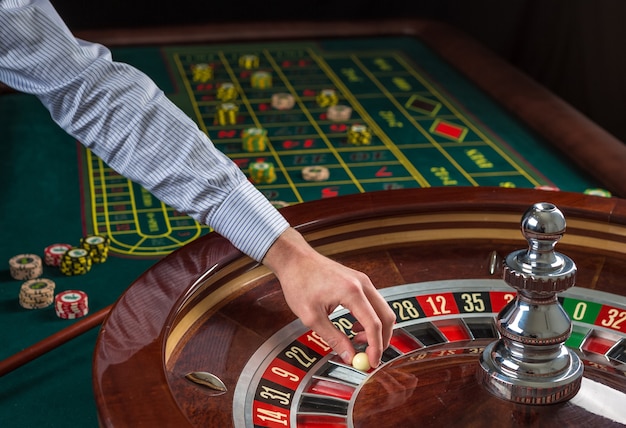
[93, 187, 626, 426]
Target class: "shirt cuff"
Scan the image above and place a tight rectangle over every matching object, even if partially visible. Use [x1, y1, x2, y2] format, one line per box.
[208, 180, 290, 262]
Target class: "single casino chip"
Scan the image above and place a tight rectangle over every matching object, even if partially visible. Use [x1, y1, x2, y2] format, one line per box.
[302, 165, 330, 182]
[248, 161, 277, 184]
[271, 93, 295, 110]
[59, 248, 92, 276]
[19, 294, 54, 306]
[19, 299, 54, 310]
[584, 188, 612, 197]
[241, 127, 268, 152]
[347, 124, 372, 145]
[327, 104, 352, 122]
[57, 311, 89, 320]
[9, 254, 43, 280]
[19, 278, 55, 309]
[55, 290, 89, 319]
[250, 71, 272, 89]
[239, 54, 260, 69]
[216, 82, 237, 101]
[80, 235, 110, 263]
[44, 243, 73, 267]
[316, 88, 339, 107]
[19, 291, 53, 303]
[214, 102, 239, 126]
[20, 278, 55, 296]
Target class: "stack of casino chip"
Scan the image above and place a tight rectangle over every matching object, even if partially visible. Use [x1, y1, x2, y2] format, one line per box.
[271, 92, 295, 110]
[327, 105, 352, 122]
[316, 88, 339, 107]
[241, 127, 268, 152]
[54, 290, 89, 319]
[347, 124, 372, 145]
[19, 278, 55, 309]
[302, 165, 330, 182]
[9, 254, 43, 280]
[191, 63, 213, 83]
[44, 243, 73, 267]
[250, 71, 272, 89]
[80, 234, 110, 264]
[214, 102, 239, 125]
[216, 82, 238, 101]
[249, 161, 277, 184]
[59, 247, 92, 276]
[239, 54, 260, 69]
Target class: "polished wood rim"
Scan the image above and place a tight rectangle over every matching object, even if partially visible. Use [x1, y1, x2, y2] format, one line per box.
[93, 187, 626, 426]
[165, 208, 626, 360]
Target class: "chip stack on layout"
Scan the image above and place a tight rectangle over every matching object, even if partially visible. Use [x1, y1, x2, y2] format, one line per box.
[347, 124, 372, 145]
[241, 127, 268, 152]
[215, 102, 239, 125]
[55, 290, 89, 319]
[19, 278, 55, 309]
[191, 63, 213, 83]
[271, 93, 295, 110]
[239, 54, 259, 69]
[217, 83, 237, 101]
[316, 88, 339, 107]
[251, 71, 272, 89]
[327, 105, 352, 122]
[44, 243, 73, 267]
[249, 161, 277, 184]
[59, 248, 92, 276]
[80, 235, 110, 264]
[9, 254, 43, 280]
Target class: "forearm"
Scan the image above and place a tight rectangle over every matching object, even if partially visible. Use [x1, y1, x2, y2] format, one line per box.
[0, 0, 289, 260]
[0, 0, 235, 221]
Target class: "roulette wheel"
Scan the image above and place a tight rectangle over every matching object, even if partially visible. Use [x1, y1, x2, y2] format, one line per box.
[93, 187, 626, 426]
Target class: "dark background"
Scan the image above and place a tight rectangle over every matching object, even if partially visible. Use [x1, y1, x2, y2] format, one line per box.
[51, 0, 626, 144]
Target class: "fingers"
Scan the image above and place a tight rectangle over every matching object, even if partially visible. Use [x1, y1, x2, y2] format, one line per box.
[341, 276, 396, 369]
[306, 281, 395, 369]
[348, 296, 394, 368]
[309, 316, 357, 365]
[363, 283, 396, 348]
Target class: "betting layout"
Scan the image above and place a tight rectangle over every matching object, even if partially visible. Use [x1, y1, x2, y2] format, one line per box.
[174, 42, 555, 199]
[79, 38, 599, 257]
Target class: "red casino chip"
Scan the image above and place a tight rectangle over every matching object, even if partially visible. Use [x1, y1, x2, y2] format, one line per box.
[54, 290, 89, 319]
[44, 243, 73, 267]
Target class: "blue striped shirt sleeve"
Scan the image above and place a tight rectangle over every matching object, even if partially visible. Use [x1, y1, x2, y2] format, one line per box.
[0, 0, 289, 261]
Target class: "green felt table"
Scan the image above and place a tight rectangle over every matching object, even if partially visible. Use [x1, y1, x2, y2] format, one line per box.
[1, 19, 626, 426]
